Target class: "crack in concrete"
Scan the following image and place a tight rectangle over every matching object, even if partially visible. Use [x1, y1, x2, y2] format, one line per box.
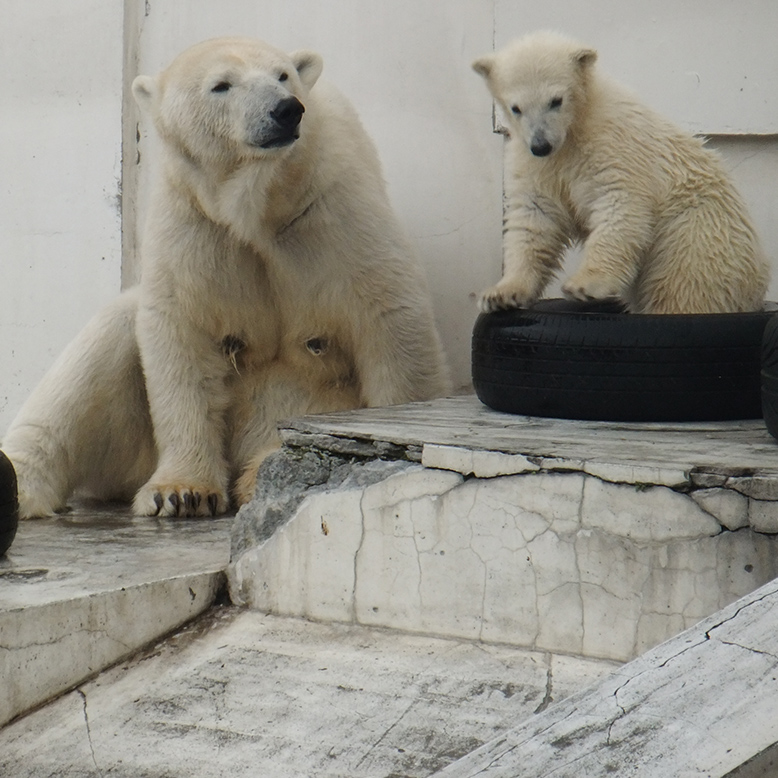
[717, 640, 778, 662]
[353, 697, 417, 770]
[477, 746, 520, 775]
[436, 456, 778, 539]
[605, 690, 627, 747]
[76, 688, 102, 776]
[409, 502, 425, 613]
[0, 628, 132, 654]
[352, 489, 368, 623]
[533, 653, 554, 714]
[705, 586, 778, 641]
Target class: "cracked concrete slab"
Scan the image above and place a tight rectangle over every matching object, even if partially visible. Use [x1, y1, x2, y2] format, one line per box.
[0, 609, 619, 777]
[230, 444, 778, 662]
[279, 396, 778, 492]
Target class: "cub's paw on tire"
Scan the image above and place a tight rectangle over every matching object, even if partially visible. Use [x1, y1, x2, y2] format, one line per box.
[472, 298, 775, 422]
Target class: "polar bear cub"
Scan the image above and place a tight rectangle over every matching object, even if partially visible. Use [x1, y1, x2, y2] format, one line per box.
[3, 37, 449, 519]
[473, 31, 769, 314]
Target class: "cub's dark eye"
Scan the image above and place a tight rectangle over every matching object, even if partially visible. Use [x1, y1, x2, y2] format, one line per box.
[211, 81, 231, 93]
[511, 105, 522, 116]
[278, 72, 289, 82]
[549, 97, 563, 109]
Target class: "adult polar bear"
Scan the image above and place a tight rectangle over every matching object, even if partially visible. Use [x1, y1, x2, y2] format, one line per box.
[3, 37, 450, 519]
[473, 31, 769, 314]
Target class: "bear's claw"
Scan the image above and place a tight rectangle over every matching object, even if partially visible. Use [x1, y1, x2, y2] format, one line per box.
[136, 483, 227, 518]
[208, 494, 219, 516]
[478, 287, 536, 313]
[183, 492, 198, 513]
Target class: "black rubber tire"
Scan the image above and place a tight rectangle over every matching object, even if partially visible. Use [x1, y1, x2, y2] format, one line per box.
[761, 316, 778, 439]
[472, 299, 776, 422]
[0, 451, 19, 556]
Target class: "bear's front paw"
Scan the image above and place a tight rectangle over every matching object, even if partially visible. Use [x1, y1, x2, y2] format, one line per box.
[562, 271, 624, 303]
[478, 281, 538, 313]
[133, 483, 229, 518]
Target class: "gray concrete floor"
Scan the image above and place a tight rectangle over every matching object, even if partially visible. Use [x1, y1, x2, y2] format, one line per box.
[0, 606, 619, 777]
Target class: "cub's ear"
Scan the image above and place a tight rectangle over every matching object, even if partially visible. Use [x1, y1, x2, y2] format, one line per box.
[472, 55, 495, 79]
[290, 50, 323, 89]
[132, 75, 157, 110]
[573, 47, 597, 69]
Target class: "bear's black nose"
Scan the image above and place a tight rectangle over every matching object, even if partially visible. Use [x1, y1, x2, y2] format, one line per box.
[271, 96, 305, 131]
[530, 139, 553, 157]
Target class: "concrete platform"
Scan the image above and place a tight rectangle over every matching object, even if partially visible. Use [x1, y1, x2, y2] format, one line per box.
[0, 502, 232, 726]
[0, 608, 619, 778]
[231, 396, 778, 663]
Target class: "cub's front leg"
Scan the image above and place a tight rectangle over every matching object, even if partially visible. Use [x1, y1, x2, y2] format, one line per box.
[133, 303, 232, 517]
[561, 191, 653, 305]
[480, 189, 571, 312]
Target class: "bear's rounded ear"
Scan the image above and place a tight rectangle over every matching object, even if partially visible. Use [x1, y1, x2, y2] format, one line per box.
[132, 75, 158, 110]
[472, 55, 495, 79]
[290, 50, 323, 89]
[573, 47, 597, 69]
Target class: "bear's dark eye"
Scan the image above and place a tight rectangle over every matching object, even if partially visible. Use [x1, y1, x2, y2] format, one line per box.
[212, 81, 231, 93]
[510, 105, 522, 116]
[549, 97, 563, 109]
[278, 71, 289, 82]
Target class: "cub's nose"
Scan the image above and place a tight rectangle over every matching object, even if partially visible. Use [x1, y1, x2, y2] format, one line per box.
[271, 96, 305, 131]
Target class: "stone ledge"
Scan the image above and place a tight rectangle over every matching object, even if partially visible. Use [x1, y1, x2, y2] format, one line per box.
[0, 505, 232, 726]
[279, 395, 778, 534]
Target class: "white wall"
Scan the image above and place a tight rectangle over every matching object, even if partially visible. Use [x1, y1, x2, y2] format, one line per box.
[2, 1, 777, 433]
[0, 1, 124, 432]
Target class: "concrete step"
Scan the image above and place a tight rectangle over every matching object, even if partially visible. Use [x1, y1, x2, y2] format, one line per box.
[0, 608, 618, 777]
[0, 502, 232, 727]
[230, 395, 778, 663]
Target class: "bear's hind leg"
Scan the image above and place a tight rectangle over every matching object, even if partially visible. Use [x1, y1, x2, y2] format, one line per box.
[2, 289, 156, 518]
[635, 195, 768, 314]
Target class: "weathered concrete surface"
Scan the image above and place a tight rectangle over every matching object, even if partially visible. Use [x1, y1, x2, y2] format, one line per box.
[0, 608, 619, 778]
[0, 502, 231, 726]
[279, 396, 778, 500]
[230, 445, 414, 560]
[230, 399, 778, 661]
[431, 577, 778, 778]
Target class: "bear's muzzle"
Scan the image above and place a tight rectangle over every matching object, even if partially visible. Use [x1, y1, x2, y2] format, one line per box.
[254, 96, 305, 149]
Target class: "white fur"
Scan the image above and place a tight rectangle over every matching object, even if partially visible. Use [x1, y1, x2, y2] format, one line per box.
[473, 30, 769, 314]
[3, 37, 449, 519]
